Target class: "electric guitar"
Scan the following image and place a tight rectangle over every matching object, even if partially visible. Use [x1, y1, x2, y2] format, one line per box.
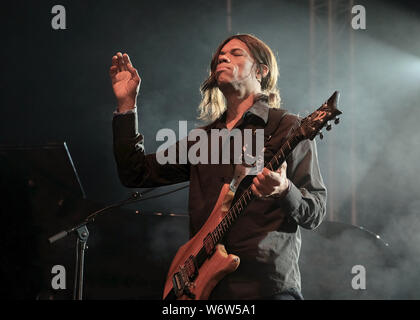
[163, 91, 342, 300]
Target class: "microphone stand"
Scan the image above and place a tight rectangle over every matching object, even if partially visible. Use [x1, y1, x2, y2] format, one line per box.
[48, 189, 154, 300]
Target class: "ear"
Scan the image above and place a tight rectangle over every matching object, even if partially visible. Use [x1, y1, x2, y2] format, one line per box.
[256, 64, 269, 81]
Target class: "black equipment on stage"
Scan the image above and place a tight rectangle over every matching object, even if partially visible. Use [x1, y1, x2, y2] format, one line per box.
[0, 142, 86, 299]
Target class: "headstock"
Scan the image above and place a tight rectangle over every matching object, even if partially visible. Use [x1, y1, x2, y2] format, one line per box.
[298, 91, 342, 141]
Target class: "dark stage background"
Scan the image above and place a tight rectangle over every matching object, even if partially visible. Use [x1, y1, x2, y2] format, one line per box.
[1, 0, 420, 299]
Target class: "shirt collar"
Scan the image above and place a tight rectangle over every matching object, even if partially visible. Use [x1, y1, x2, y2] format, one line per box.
[244, 99, 269, 124]
[203, 98, 270, 132]
[219, 99, 270, 125]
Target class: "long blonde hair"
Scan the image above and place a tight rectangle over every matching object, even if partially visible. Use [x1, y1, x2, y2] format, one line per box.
[198, 34, 281, 123]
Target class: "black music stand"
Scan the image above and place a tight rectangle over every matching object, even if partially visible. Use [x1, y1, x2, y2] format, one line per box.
[0, 142, 86, 199]
[0, 142, 86, 299]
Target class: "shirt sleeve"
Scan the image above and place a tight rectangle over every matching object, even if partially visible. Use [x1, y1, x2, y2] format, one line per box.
[112, 109, 190, 188]
[113, 106, 138, 116]
[277, 138, 327, 230]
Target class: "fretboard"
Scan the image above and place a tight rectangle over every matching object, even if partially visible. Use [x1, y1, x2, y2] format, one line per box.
[210, 133, 302, 245]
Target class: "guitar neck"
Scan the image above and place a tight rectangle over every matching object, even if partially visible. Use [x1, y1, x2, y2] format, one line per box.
[210, 133, 302, 245]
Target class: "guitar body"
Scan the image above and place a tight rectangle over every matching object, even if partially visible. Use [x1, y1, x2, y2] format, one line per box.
[163, 183, 240, 300]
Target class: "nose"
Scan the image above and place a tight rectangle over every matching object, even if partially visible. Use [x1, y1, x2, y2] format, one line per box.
[218, 54, 230, 64]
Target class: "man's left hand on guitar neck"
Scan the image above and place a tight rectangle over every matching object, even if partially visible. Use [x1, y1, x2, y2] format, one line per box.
[250, 161, 290, 199]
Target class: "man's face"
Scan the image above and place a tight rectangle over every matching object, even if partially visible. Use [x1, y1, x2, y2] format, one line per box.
[215, 39, 257, 89]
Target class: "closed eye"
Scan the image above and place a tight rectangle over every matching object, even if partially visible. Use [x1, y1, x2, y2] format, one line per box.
[219, 48, 246, 56]
[231, 49, 244, 56]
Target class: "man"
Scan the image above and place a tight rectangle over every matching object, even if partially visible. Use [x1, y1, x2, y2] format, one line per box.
[110, 34, 327, 300]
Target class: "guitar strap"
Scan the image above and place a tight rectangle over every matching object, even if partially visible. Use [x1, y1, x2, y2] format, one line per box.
[228, 108, 290, 194]
[263, 108, 289, 144]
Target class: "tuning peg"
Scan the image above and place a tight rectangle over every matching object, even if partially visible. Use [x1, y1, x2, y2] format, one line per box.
[326, 121, 332, 131]
[318, 131, 324, 140]
[334, 117, 340, 125]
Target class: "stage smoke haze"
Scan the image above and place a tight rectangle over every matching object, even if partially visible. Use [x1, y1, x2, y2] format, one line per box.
[1, 0, 419, 299]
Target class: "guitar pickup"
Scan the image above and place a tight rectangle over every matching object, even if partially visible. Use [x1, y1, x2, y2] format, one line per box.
[203, 233, 215, 255]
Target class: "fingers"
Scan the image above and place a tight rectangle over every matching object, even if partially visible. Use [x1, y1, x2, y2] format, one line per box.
[251, 163, 288, 198]
[111, 52, 140, 81]
[112, 52, 128, 72]
[252, 168, 274, 197]
[124, 53, 140, 80]
[251, 183, 264, 198]
[123, 53, 131, 67]
[278, 161, 287, 173]
[110, 55, 119, 79]
[112, 55, 118, 68]
[109, 65, 118, 80]
[116, 52, 127, 71]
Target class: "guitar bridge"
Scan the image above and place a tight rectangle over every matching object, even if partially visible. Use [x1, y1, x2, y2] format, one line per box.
[172, 255, 198, 299]
[172, 272, 184, 297]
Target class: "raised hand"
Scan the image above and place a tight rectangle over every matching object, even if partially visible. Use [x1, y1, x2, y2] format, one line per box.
[109, 52, 141, 112]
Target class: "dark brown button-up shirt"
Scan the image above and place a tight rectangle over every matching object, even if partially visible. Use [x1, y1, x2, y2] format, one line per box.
[112, 99, 327, 299]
